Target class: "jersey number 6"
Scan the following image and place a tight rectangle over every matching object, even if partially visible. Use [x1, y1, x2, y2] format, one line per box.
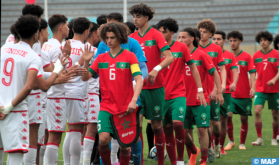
[2, 58, 14, 86]
[110, 68, 115, 80]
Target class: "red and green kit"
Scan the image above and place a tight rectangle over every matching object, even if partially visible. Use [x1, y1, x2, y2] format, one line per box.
[222, 50, 238, 93]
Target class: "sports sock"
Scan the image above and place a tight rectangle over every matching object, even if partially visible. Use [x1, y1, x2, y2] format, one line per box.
[240, 118, 248, 144]
[200, 149, 208, 164]
[69, 131, 82, 165]
[24, 145, 37, 165]
[131, 139, 142, 165]
[139, 127, 143, 165]
[146, 123, 154, 152]
[44, 143, 59, 165]
[63, 131, 71, 165]
[255, 122, 262, 138]
[111, 138, 119, 164]
[273, 123, 278, 139]
[39, 145, 46, 165]
[185, 140, 197, 154]
[211, 133, 215, 146]
[227, 117, 234, 141]
[164, 127, 176, 165]
[80, 142, 83, 165]
[277, 124, 279, 136]
[7, 153, 23, 165]
[173, 122, 185, 161]
[83, 136, 95, 165]
[0, 149, 4, 164]
[153, 127, 165, 165]
[213, 131, 220, 146]
[119, 149, 131, 165]
[186, 146, 191, 159]
[99, 144, 111, 165]
[220, 133, 226, 148]
[208, 128, 212, 148]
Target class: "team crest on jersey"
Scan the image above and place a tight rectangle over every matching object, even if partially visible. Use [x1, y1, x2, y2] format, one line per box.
[173, 53, 178, 59]
[120, 63, 125, 70]
[121, 119, 131, 131]
[215, 108, 219, 115]
[154, 106, 160, 113]
[179, 107, 184, 114]
[201, 113, 207, 120]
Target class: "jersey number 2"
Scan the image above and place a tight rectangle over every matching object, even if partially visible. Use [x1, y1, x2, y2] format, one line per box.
[185, 66, 191, 76]
[2, 58, 14, 86]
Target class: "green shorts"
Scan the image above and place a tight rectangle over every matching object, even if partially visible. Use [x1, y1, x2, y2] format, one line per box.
[254, 92, 279, 110]
[97, 111, 116, 139]
[229, 98, 252, 116]
[184, 104, 210, 129]
[220, 93, 232, 117]
[140, 87, 165, 120]
[210, 100, 220, 121]
[163, 97, 186, 126]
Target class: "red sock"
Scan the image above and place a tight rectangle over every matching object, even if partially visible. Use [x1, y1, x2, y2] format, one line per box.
[277, 124, 279, 136]
[153, 128, 165, 165]
[186, 146, 191, 159]
[164, 127, 176, 165]
[255, 122, 262, 138]
[185, 141, 197, 154]
[98, 144, 111, 165]
[139, 127, 144, 165]
[273, 123, 278, 139]
[120, 149, 131, 165]
[227, 117, 234, 141]
[240, 119, 248, 144]
[214, 132, 220, 145]
[173, 122, 185, 161]
[200, 149, 208, 164]
[220, 133, 226, 148]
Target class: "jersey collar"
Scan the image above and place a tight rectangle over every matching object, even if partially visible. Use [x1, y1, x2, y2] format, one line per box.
[235, 50, 243, 57]
[138, 26, 151, 38]
[109, 48, 124, 58]
[169, 40, 175, 47]
[18, 41, 30, 47]
[261, 48, 273, 55]
[199, 41, 211, 49]
[191, 47, 197, 54]
[223, 49, 225, 53]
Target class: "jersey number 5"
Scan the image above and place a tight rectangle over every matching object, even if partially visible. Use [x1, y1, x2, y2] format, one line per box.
[110, 68, 115, 80]
[2, 58, 14, 86]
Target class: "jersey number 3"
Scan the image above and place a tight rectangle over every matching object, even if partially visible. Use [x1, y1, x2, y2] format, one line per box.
[2, 58, 14, 86]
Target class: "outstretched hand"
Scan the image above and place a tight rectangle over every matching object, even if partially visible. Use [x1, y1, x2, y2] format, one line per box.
[81, 44, 95, 62]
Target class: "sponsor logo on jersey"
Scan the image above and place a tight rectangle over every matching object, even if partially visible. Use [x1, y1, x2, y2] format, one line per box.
[21, 136, 27, 140]
[22, 113, 27, 117]
[263, 59, 268, 62]
[55, 112, 61, 116]
[55, 99, 60, 103]
[110, 64, 115, 67]
[179, 115, 183, 118]
[55, 119, 61, 123]
[22, 128, 27, 132]
[55, 106, 61, 110]
[23, 120, 28, 124]
[201, 113, 207, 120]
[121, 119, 131, 131]
[36, 95, 40, 99]
[90, 110, 96, 114]
[154, 115, 160, 118]
[179, 107, 184, 114]
[154, 106, 160, 113]
[202, 121, 207, 125]
[38, 109, 41, 113]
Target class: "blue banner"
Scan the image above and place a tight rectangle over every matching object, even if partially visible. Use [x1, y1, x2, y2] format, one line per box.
[252, 158, 279, 165]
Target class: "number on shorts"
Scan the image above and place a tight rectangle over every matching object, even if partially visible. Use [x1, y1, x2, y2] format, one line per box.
[98, 124, 101, 131]
[2, 58, 14, 86]
[110, 68, 115, 80]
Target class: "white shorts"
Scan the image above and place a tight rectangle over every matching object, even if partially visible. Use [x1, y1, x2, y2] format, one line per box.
[88, 94, 100, 123]
[28, 93, 43, 124]
[38, 110, 46, 146]
[46, 98, 66, 132]
[85, 97, 89, 123]
[0, 111, 29, 153]
[66, 99, 87, 125]
[42, 106, 48, 130]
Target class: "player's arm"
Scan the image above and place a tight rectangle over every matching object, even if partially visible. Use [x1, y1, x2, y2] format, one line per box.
[212, 69, 224, 106]
[219, 65, 227, 93]
[249, 72, 256, 98]
[267, 68, 279, 86]
[229, 68, 239, 92]
[82, 45, 96, 81]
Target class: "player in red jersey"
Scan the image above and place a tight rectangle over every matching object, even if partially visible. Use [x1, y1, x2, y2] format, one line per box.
[81, 22, 143, 165]
[129, 4, 173, 165]
[252, 31, 279, 146]
[157, 19, 206, 165]
[274, 34, 279, 142]
[197, 19, 226, 160]
[212, 31, 239, 154]
[224, 31, 256, 150]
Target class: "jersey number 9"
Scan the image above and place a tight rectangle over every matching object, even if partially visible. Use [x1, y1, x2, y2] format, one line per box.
[2, 58, 14, 86]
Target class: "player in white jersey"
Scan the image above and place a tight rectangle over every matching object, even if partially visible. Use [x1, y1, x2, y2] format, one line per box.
[0, 15, 65, 165]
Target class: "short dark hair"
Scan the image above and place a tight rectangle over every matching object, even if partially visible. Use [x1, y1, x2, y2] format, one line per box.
[22, 4, 44, 18]
[197, 19, 216, 35]
[129, 3, 155, 21]
[48, 14, 67, 32]
[157, 18, 179, 33]
[73, 17, 91, 34]
[10, 23, 20, 41]
[39, 19, 48, 32]
[181, 27, 199, 47]
[151, 24, 158, 30]
[100, 22, 128, 45]
[97, 14, 107, 26]
[274, 34, 279, 50]
[215, 31, 226, 40]
[15, 15, 40, 40]
[89, 22, 99, 36]
[65, 18, 76, 40]
[255, 31, 273, 43]
[125, 21, 136, 34]
[107, 13, 123, 23]
[193, 28, 201, 41]
[227, 31, 243, 41]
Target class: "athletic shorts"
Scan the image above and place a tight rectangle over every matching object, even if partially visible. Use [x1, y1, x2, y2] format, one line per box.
[28, 93, 43, 125]
[88, 93, 100, 123]
[140, 87, 165, 120]
[220, 93, 231, 117]
[254, 92, 279, 110]
[163, 97, 186, 126]
[210, 100, 220, 121]
[66, 99, 87, 125]
[0, 111, 29, 153]
[46, 98, 66, 132]
[184, 104, 210, 129]
[42, 106, 47, 130]
[85, 97, 89, 123]
[97, 111, 116, 139]
[229, 97, 252, 116]
[38, 110, 46, 146]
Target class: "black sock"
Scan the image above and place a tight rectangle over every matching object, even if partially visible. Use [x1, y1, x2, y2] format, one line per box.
[146, 123, 154, 152]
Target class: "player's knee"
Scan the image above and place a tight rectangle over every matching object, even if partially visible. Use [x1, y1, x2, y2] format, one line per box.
[151, 120, 162, 130]
[198, 127, 207, 136]
[99, 137, 110, 145]
[163, 126, 173, 135]
[240, 117, 248, 124]
[173, 122, 183, 131]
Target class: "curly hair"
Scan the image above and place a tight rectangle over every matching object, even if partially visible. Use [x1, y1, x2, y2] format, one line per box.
[274, 34, 279, 50]
[22, 4, 44, 18]
[181, 27, 199, 47]
[129, 3, 155, 21]
[88, 22, 99, 37]
[15, 15, 40, 40]
[97, 14, 107, 26]
[255, 31, 273, 43]
[157, 18, 179, 33]
[10, 23, 20, 41]
[215, 31, 226, 40]
[107, 13, 123, 23]
[227, 31, 243, 41]
[197, 19, 216, 35]
[100, 22, 128, 45]
[73, 17, 91, 34]
[65, 18, 76, 40]
[125, 21, 136, 34]
[39, 19, 48, 32]
[193, 28, 201, 41]
[48, 14, 67, 32]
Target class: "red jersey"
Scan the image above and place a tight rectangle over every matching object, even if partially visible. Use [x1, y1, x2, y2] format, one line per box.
[198, 42, 224, 94]
[161, 40, 193, 100]
[130, 27, 170, 89]
[185, 47, 216, 106]
[222, 50, 238, 93]
[232, 50, 256, 98]
[253, 48, 279, 93]
[89, 49, 141, 115]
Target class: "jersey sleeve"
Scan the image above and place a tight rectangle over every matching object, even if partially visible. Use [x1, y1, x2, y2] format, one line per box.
[28, 56, 42, 73]
[183, 44, 194, 65]
[89, 56, 99, 77]
[50, 47, 62, 62]
[276, 52, 279, 69]
[129, 52, 141, 77]
[130, 37, 147, 63]
[230, 55, 238, 70]
[95, 41, 107, 60]
[32, 42, 41, 56]
[155, 30, 170, 52]
[248, 55, 256, 73]
[217, 46, 225, 66]
[203, 53, 216, 75]
[37, 67, 43, 79]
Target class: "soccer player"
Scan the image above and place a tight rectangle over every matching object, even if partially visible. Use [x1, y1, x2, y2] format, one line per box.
[178, 27, 224, 165]
[81, 22, 143, 165]
[8, 24, 20, 44]
[0, 15, 65, 165]
[212, 31, 239, 154]
[197, 19, 226, 160]
[129, 3, 174, 165]
[224, 31, 256, 150]
[65, 18, 77, 41]
[252, 31, 279, 146]
[274, 34, 279, 51]
[125, 21, 136, 35]
[157, 19, 205, 165]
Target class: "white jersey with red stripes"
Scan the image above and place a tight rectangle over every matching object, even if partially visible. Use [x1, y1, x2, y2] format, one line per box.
[31, 40, 43, 94]
[5, 34, 15, 44]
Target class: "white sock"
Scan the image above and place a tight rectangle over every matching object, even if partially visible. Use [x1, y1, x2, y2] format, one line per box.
[63, 132, 71, 165]
[24, 146, 37, 165]
[111, 138, 119, 164]
[83, 137, 95, 165]
[69, 132, 82, 165]
[44, 143, 59, 165]
[0, 149, 4, 165]
[39, 145, 46, 165]
[80, 143, 83, 165]
[7, 153, 23, 165]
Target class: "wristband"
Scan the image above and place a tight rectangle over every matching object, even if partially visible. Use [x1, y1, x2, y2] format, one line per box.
[153, 65, 162, 72]
[75, 62, 81, 67]
[198, 88, 203, 93]
[0, 103, 14, 115]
